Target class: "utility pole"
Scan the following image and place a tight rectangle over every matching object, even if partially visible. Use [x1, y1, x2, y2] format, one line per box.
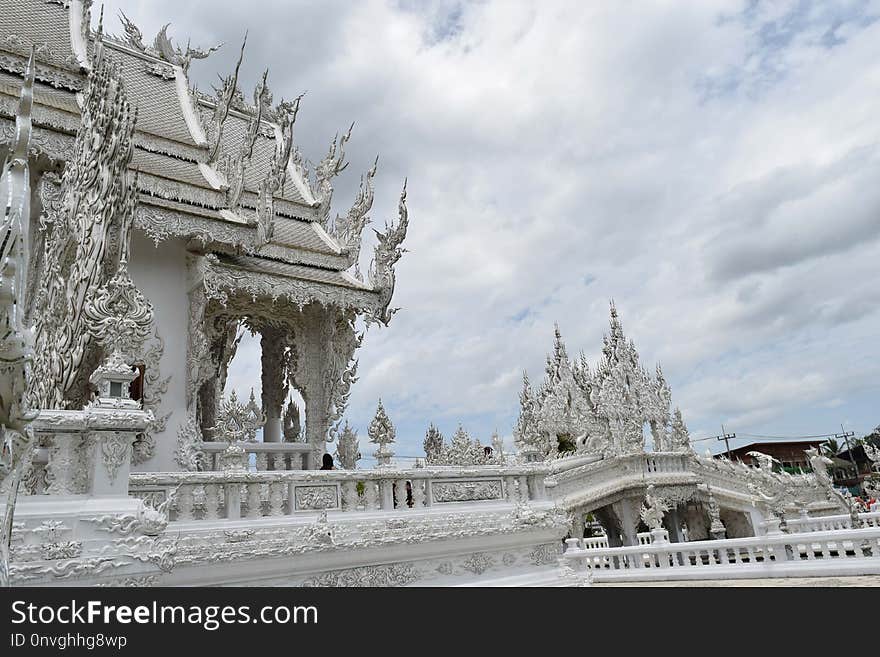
[714, 424, 736, 459]
[835, 424, 859, 493]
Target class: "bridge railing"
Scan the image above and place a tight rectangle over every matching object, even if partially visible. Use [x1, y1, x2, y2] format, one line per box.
[779, 511, 880, 533]
[562, 526, 880, 582]
[128, 466, 548, 522]
[548, 452, 697, 506]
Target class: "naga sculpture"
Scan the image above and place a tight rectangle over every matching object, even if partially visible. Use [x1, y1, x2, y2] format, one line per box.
[0, 51, 36, 589]
[28, 31, 139, 410]
[640, 484, 670, 532]
[0, 51, 36, 452]
[335, 420, 360, 470]
[368, 182, 410, 326]
[118, 12, 221, 73]
[805, 447, 852, 514]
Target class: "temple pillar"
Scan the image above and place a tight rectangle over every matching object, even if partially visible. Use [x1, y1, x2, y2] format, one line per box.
[594, 505, 623, 547]
[569, 511, 585, 539]
[663, 505, 686, 543]
[260, 326, 287, 443]
[684, 502, 710, 541]
[611, 497, 641, 546]
[290, 304, 359, 468]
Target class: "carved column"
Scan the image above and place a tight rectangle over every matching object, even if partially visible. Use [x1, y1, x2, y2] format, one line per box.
[260, 326, 287, 443]
[663, 505, 686, 543]
[594, 505, 623, 547]
[612, 497, 641, 547]
[684, 502, 710, 541]
[290, 304, 359, 469]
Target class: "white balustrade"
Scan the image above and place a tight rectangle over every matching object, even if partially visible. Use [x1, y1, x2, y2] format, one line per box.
[583, 536, 609, 549]
[779, 511, 880, 533]
[201, 441, 313, 471]
[563, 526, 880, 582]
[130, 464, 548, 523]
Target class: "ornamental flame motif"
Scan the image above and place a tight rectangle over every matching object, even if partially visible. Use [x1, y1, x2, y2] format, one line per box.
[209, 390, 265, 443]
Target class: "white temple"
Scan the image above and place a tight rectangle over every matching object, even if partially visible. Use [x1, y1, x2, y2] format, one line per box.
[1, 1, 879, 587]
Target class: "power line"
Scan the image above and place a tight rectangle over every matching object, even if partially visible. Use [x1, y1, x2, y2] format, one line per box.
[739, 432, 839, 440]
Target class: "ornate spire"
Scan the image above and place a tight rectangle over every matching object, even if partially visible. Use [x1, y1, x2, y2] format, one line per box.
[513, 371, 541, 453]
[209, 390, 264, 443]
[282, 399, 302, 442]
[423, 423, 443, 464]
[669, 407, 692, 452]
[335, 420, 360, 469]
[368, 399, 395, 467]
[428, 425, 501, 466]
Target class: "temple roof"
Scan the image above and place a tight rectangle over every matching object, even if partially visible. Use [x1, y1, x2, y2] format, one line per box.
[0, 0, 341, 267]
[0, 0, 83, 74]
[104, 40, 200, 148]
[216, 253, 372, 292]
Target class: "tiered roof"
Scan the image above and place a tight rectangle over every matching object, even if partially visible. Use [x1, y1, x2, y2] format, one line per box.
[0, 0, 401, 313]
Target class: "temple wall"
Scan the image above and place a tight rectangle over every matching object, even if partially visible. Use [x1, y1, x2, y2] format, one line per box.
[128, 230, 190, 472]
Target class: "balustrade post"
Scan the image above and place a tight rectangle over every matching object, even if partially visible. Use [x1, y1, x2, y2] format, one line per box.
[268, 482, 284, 516]
[177, 485, 195, 521]
[517, 475, 529, 503]
[225, 482, 241, 519]
[256, 453, 268, 472]
[272, 452, 286, 471]
[380, 479, 394, 510]
[504, 476, 517, 503]
[411, 478, 426, 508]
[204, 483, 220, 520]
[364, 480, 380, 510]
[528, 474, 546, 501]
[246, 483, 262, 518]
[341, 480, 359, 512]
[290, 453, 305, 471]
[396, 478, 410, 509]
[424, 478, 433, 507]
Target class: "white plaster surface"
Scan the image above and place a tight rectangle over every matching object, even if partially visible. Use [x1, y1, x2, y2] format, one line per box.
[128, 231, 190, 472]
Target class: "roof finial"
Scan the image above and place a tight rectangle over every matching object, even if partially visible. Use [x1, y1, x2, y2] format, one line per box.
[97, 3, 104, 39]
[11, 48, 35, 161]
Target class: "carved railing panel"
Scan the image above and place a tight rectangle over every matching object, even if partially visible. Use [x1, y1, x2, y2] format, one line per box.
[129, 465, 547, 522]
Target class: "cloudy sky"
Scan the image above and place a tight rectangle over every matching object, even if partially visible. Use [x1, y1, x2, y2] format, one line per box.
[102, 0, 880, 461]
